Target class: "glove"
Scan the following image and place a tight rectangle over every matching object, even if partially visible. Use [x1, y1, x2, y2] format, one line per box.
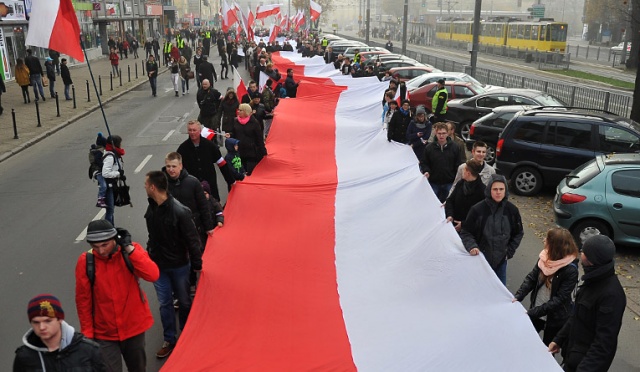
[115, 228, 132, 248]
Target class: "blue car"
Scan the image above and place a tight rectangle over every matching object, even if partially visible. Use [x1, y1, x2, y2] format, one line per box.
[554, 153, 640, 247]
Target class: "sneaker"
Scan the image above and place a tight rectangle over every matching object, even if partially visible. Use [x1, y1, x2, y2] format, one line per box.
[156, 341, 174, 358]
[173, 298, 179, 310]
[186, 89, 189, 94]
[96, 198, 107, 208]
[175, 91, 179, 97]
[42, 97, 45, 102]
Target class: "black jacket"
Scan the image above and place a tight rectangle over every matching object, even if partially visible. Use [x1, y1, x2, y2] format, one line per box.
[146, 60, 158, 77]
[284, 75, 298, 98]
[444, 177, 486, 223]
[233, 116, 266, 160]
[24, 55, 43, 75]
[61, 65, 73, 85]
[177, 136, 236, 201]
[165, 168, 214, 233]
[197, 60, 217, 84]
[197, 87, 221, 117]
[387, 109, 412, 143]
[14, 326, 104, 372]
[460, 175, 524, 269]
[421, 138, 464, 184]
[45, 61, 56, 81]
[144, 195, 203, 270]
[515, 260, 578, 330]
[553, 267, 626, 372]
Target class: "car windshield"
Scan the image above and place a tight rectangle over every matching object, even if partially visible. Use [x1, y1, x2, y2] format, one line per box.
[459, 74, 483, 86]
[534, 94, 565, 106]
[469, 83, 487, 95]
[616, 118, 640, 133]
[406, 76, 425, 89]
[566, 158, 601, 189]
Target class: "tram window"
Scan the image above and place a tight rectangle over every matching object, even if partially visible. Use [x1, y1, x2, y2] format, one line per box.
[540, 25, 548, 41]
[518, 25, 525, 39]
[531, 26, 539, 41]
[550, 24, 568, 42]
[496, 24, 503, 37]
[524, 25, 531, 39]
[509, 25, 517, 39]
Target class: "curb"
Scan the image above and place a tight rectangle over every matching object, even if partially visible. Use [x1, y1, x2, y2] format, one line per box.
[0, 69, 168, 164]
[625, 290, 640, 318]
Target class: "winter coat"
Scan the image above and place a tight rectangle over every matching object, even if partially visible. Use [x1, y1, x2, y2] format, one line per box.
[45, 61, 56, 81]
[101, 150, 123, 181]
[444, 177, 486, 223]
[284, 75, 298, 98]
[207, 198, 225, 225]
[224, 138, 246, 180]
[261, 86, 276, 112]
[109, 52, 119, 66]
[449, 161, 496, 196]
[75, 242, 159, 340]
[146, 60, 158, 78]
[177, 136, 236, 201]
[233, 116, 266, 161]
[406, 118, 432, 158]
[460, 175, 524, 269]
[387, 108, 412, 143]
[145, 195, 203, 270]
[61, 64, 73, 85]
[197, 60, 217, 84]
[553, 267, 626, 372]
[165, 168, 214, 233]
[13, 321, 105, 372]
[15, 65, 31, 86]
[514, 259, 578, 330]
[24, 55, 43, 75]
[220, 98, 240, 133]
[197, 87, 221, 117]
[421, 138, 464, 185]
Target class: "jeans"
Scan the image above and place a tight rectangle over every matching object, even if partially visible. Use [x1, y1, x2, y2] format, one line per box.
[181, 77, 189, 93]
[111, 64, 119, 77]
[171, 73, 179, 92]
[21, 85, 30, 102]
[430, 183, 452, 203]
[149, 76, 157, 95]
[494, 259, 508, 285]
[96, 173, 107, 200]
[49, 79, 55, 98]
[30, 74, 45, 100]
[153, 264, 192, 344]
[105, 183, 115, 225]
[64, 84, 71, 100]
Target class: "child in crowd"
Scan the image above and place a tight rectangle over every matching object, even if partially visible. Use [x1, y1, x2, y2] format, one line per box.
[201, 181, 224, 227]
[224, 138, 246, 181]
[89, 133, 108, 208]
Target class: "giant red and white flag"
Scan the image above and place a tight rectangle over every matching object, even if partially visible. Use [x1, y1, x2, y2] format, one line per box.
[310, 0, 322, 21]
[256, 3, 281, 19]
[233, 67, 248, 102]
[161, 52, 564, 372]
[25, 0, 84, 61]
[221, 0, 239, 32]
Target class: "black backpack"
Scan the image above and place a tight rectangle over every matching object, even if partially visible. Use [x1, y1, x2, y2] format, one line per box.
[88, 145, 104, 179]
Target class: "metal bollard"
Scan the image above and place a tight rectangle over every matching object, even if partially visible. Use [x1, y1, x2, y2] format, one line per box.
[72, 85, 76, 109]
[55, 92, 60, 117]
[86, 80, 91, 102]
[12, 109, 18, 139]
[35, 99, 41, 127]
[135, 63, 138, 79]
[142, 60, 145, 75]
[119, 69, 122, 86]
[128, 65, 131, 82]
[99, 75, 103, 95]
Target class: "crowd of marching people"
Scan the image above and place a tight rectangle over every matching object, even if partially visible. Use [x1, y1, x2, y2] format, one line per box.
[13, 29, 627, 372]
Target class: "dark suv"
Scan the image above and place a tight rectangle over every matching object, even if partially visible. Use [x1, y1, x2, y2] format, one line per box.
[495, 108, 640, 196]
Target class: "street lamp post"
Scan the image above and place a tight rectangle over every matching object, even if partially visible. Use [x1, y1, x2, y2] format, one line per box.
[401, 0, 408, 55]
[469, 0, 481, 77]
[365, 0, 370, 44]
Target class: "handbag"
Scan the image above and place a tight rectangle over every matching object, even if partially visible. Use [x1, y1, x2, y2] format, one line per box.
[42, 76, 49, 87]
[113, 178, 132, 207]
[187, 70, 195, 80]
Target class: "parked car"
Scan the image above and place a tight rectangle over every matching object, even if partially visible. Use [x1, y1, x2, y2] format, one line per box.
[446, 88, 565, 141]
[328, 41, 367, 55]
[343, 46, 389, 59]
[364, 53, 413, 65]
[359, 51, 393, 65]
[466, 105, 535, 164]
[406, 72, 500, 91]
[379, 59, 423, 70]
[495, 108, 640, 196]
[388, 66, 442, 82]
[554, 153, 640, 247]
[611, 42, 632, 54]
[408, 81, 486, 113]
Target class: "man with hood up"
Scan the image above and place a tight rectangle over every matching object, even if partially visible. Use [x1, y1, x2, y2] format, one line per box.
[460, 174, 524, 285]
[14, 294, 105, 371]
[548, 235, 626, 372]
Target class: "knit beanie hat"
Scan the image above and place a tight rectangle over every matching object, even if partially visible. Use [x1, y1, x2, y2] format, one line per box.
[28, 294, 64, 321]
[201, 181, 212, 195]
[582, 235, 616, 266]
[86, 220, 118, 243]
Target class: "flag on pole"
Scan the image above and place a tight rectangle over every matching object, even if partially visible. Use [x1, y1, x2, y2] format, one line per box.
[25, 0, 84, 62]
[259, 71, 271, 93]
[268, 24, 281, 44]
[256, 4, 281, 20]
[233, 67, 248, 102]
[310, 0, 322, 21]
[247, 9, 255, 41]
[222, 0, 239, 33]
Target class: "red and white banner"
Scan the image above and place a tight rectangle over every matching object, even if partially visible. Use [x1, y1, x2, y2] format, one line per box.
[247, 8, 255, 41]
[255, 3, 281, 20]
[293, 10, 305, 32]
[161, 51, 563, 372]
[268, 24, 281, 43]
[221, 0, 239, 32]
[25, 0, 84, 61]
[310, 0, 322, 21]
[232, 67, 248, 102]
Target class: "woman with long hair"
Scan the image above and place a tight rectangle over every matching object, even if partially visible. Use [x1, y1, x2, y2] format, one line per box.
[220, 88, 239, 134]
[513, 227, 579, 345]
[14, 58, 31, 104]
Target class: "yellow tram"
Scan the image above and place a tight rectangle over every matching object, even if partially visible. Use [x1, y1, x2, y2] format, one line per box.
[436, 20, 568, 52]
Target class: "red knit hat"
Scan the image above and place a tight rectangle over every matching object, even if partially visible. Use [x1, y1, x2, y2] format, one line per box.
[27, 294, 65, 321]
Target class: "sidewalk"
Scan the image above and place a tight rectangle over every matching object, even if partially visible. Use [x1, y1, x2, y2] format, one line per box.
[0, 55, 162, 162]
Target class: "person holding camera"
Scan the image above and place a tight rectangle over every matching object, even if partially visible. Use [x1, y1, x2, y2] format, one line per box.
[75, 220, 160, 372]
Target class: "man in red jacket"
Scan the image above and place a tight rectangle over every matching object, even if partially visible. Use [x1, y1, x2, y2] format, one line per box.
[75, 220, 160, 372]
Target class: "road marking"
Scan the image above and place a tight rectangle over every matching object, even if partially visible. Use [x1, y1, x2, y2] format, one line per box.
[134, 154, 153, 174]
[75, 209, 106, 242]
[162, 130, 175, 141]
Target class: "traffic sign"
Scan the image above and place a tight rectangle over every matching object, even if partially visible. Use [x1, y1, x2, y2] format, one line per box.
[531, 4, 545, 18]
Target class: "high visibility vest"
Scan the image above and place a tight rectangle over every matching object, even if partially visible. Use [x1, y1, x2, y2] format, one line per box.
[177, 38, 185, 48]
[432, 87, 448, 115]
[205, 31, 211, 39]
[321, 38, 328, 47]
[164, 42, 172, 53]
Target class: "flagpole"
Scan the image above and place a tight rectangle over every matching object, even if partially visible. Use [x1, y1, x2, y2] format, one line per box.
[80, 36, 114, 139]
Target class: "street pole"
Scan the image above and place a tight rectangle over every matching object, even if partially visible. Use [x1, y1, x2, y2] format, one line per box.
[469, 0, 482, 77]
[401, 0, 408, 55]
[620, 0, 632, 66]
[365, 0, 370, 44]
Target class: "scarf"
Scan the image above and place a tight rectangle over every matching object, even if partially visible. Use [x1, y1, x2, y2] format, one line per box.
[105, 143, 125, 157]
[582, 261, 615, 282]
[415, 119, 427, 129]
[537, 249, 576, 277]
[237, 116, 250, 125]
[399, 107, 410, 116]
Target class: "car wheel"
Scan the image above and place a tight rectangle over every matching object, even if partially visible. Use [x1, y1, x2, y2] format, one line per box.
[511, 166, 543, 196]
[460, 122, 472, 141]
[484, 144, 496, 165]
[571, 219, 612, 248]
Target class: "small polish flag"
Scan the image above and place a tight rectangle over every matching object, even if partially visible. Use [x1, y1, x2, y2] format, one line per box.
[25, 0, 84, 62]
[201, 126, 216, 141]
[259, 71, 271, 93]
[233, 67, 248, 103]
[310, 0, 322, 21]
[256, 4, 281, 20]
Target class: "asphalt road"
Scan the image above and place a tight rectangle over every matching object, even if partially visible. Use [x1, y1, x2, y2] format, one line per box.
[0, 59, 638, 371]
